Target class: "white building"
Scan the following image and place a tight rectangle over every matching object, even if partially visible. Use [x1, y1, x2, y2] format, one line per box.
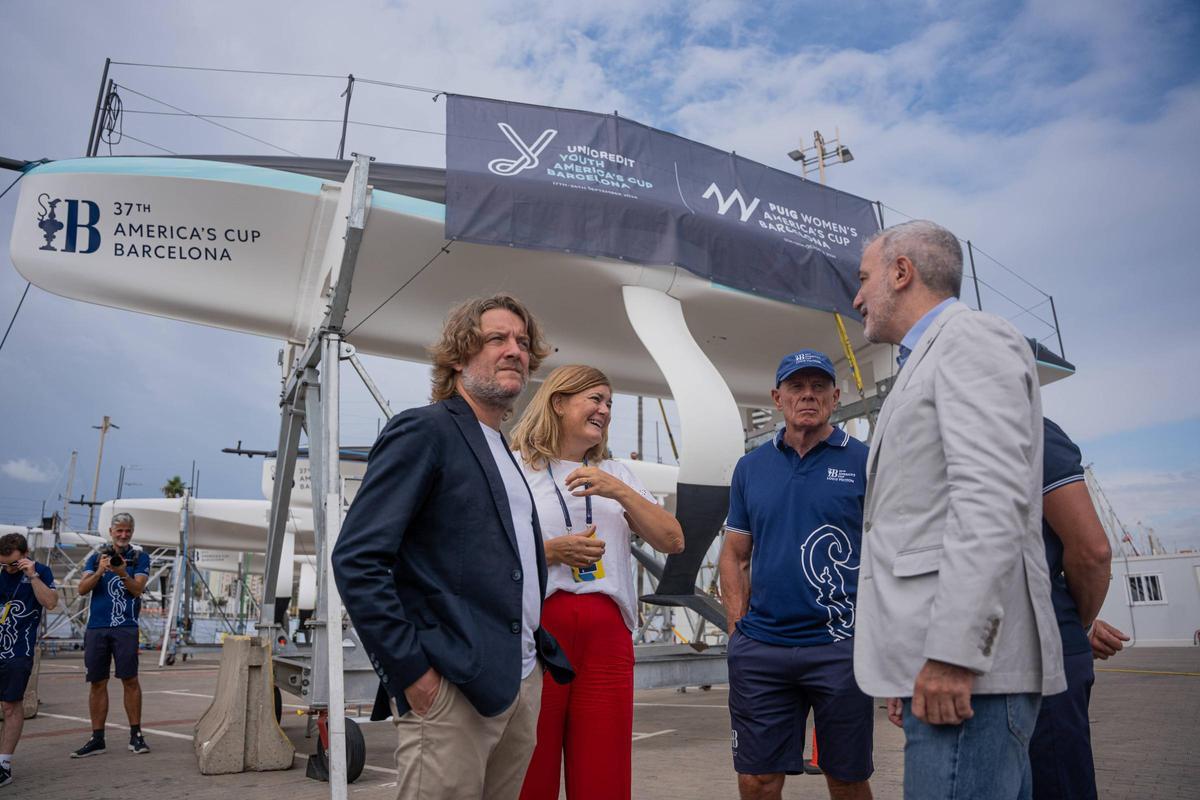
[1098, 552, 1200, 647]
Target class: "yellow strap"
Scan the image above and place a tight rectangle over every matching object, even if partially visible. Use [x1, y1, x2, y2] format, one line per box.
[833, 313, 865, 395]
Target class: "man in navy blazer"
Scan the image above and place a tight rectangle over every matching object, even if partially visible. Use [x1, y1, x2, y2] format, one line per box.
[333, 294, 573, 800]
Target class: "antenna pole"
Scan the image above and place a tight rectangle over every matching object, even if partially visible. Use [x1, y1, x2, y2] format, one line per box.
[86, 416, 117, 531]
[967, 240, 983, 311]
[86, 58, 112, 157]
[337, 74, 355, 160]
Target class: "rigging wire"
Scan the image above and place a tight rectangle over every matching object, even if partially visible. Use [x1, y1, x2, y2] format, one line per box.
[0, 282, 31, 357]
[354, 77, 441, 95]
[100, 86, 123, 154]
[881, 203, 1051, 298]
[114, 82, 303, 156]
[344, 243, 452, 338]
[123, 109, 446, 138]
[111, 61, 347, 80]
[119, 132, 179, 155]
[108, 60, 443, 95]
[0, 172, 30, 358]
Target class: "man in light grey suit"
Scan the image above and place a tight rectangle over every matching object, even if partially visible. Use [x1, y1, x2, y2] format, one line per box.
[851, 220, 1065, 800]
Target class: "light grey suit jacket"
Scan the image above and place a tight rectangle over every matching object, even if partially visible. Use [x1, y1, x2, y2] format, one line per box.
[853, 301, 1066, 698]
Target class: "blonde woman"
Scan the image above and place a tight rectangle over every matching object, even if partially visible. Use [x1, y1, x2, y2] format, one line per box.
[512, 365, 683, 800]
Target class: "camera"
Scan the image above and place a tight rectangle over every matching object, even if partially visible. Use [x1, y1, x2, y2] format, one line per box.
[100, 544, 138, 569]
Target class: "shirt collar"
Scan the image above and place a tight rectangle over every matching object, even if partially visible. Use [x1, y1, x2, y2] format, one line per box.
[899, 297, 956, 366]
[773, 425, 850, 451]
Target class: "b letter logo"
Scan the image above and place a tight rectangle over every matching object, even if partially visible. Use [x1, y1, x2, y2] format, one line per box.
[487, 123, 558, 176]
[36, 193, 101, 254]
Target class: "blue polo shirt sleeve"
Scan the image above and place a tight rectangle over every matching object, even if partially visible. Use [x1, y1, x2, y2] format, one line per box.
[36, 562, 55, 589]
[725, 457, 751, 535]
[133, 549, 151, 576]
[1043, 418, 1085, 493]
[82, 552, 98, 575]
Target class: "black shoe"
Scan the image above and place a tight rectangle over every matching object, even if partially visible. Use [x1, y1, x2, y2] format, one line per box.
[0, 762, 11, 787]
[70, 737, 106, 758]
[129, 733, 150, 754]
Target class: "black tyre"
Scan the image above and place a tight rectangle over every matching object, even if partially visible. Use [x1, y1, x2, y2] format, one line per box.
[315, 717, 366, 784]
[273, 686, 282, 724]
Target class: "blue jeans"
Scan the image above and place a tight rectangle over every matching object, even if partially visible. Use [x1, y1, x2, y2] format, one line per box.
[903, 693, 1041, 800]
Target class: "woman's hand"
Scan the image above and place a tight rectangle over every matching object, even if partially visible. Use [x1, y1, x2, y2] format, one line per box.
[544, 527, 606, 567]
[564, 466, 631, 502]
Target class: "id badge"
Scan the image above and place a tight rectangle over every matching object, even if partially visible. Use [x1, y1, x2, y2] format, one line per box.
[0, 602, 9, 625]
[570, 530, 606, 583]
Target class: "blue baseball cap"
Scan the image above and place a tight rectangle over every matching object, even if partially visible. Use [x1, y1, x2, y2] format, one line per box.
[775, 350, 836, 386]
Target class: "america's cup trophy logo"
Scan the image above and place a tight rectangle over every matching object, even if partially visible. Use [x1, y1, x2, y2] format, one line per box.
[37, 193, 64, 251]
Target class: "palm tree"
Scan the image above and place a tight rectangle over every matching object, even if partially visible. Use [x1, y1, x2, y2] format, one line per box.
[161, 475, 186, 498]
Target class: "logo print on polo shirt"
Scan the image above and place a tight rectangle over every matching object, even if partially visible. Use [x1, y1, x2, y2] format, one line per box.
[800, 525, 858, 641]
[0, 599, 33, 658]
[826, 467, 855, 483]
[107, 574, 130, 626]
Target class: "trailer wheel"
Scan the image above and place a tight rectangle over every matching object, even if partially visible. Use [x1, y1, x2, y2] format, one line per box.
[274, 686, 282, 724]
[315, 717, 366, 783]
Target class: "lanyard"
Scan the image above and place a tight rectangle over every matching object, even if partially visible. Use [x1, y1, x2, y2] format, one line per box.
[545, 458, 591, 533]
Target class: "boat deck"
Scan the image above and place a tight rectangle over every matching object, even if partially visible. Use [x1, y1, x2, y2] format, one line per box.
[5, 647, 1197, 799]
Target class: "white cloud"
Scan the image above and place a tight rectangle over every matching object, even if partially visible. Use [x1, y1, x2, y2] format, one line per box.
[1, 459, 56, 483]
[1095, 468, 1200, 552]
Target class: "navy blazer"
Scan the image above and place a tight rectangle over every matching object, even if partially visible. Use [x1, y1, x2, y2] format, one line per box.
[332, 394, 574, 719]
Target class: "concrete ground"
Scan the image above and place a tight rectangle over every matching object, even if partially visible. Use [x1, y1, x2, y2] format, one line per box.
[2, 646, 1196, 798]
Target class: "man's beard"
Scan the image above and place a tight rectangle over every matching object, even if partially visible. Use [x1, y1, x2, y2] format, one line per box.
[461, 362, 526, 408]
[863, 285, 898, 344]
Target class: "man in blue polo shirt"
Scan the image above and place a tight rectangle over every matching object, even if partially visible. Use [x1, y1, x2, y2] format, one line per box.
[0, 532, 59, 787]
[1029, 418, 1127, 799]
[718, 350, 873, 800]
[71, 512, 152, 758]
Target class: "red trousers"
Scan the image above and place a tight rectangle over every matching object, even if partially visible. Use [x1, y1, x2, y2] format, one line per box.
[520, 591, 634, 800]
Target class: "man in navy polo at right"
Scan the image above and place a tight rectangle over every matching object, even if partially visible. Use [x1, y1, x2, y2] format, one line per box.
[719, 350, 874, 800]
[1029, 418, 1126, 799]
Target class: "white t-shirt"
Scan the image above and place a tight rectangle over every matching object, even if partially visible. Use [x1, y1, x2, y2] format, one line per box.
[479, 423, 541, 678]
[519, 457, 656, 631]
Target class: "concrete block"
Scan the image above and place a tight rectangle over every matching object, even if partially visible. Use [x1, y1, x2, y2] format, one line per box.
[194, 636, 294, 774]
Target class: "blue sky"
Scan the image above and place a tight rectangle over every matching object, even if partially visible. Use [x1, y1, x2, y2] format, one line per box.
[1, 0, 1198, 550]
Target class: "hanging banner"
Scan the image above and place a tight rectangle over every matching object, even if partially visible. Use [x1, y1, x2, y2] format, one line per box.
[445, 94, 879, 316]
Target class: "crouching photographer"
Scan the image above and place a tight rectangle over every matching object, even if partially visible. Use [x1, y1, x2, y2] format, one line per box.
[71, 512, 151, 759]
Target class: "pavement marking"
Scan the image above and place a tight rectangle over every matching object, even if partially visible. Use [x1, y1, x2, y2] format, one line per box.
[1096, 667, 1200, 677]
[150, 688, 378, 715]
[634, 702, 727, 709]
[631, 729, 676, 741]
[361, 764, 394, 774]
[39, 712, 193, 740]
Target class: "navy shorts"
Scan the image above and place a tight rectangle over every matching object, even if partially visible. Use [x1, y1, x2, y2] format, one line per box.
[84, 627, 140, 683]
[0, 657, 33, 702]
[727, 630, 874, 781]
[1030, 649, 1097, 800]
